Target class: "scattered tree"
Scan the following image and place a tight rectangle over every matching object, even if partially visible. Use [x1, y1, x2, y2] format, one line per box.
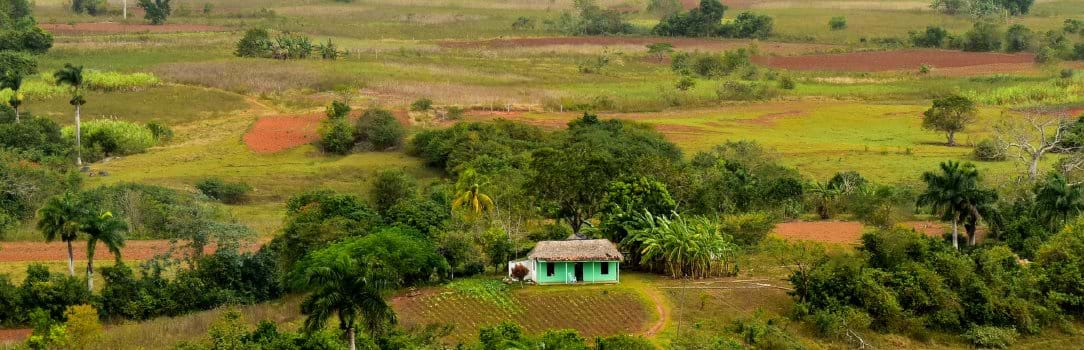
[994, 109, 1072, 180]
[37, 192, 86, 276]
[81, 211, 126, 291]
[922, 94, 977, 147]
[137, 0, 171, 25]
[916, 161, 996, 248]
[828, 16, 847, 30]
[53, 64, 86, 166]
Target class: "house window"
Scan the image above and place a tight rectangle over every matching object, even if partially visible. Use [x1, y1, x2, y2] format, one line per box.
[601, 262, 610, 275]
[546, 262, 555, 277]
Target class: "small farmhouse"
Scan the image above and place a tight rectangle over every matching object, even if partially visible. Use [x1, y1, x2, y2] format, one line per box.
[508, 238, 623, 285]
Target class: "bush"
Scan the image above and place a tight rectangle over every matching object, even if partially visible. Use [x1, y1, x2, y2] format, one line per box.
[0, 51, 37, 77]
[70, 0, 106, 15]
[410, 98, 432, 111]
[716, 80, 778, 101]
[828, 16, 847, 30]
[962, 22, 1003, 52]
[681, 49, 752, 78]
[1063, 69, 1077, 79]
[963, 326, 1018, 349]
[356, 108, 405, 151]
[195, 177, 252, 204]
[371, 169, 417, 213]
[0, 116, 69, 159]
[719, 12, 773, 39]
[719, 211, 775, 245]
[675, 76, 696, 91]
[778, 76, 796, 90]
[235, 28, 272, 58]
[146, 121, 173, 142]
[652, 0, 727, 37]
[910, 26, 950, 48]
[0, 26, 54, 54]
[1004, 24, 1034, 53]
[137, 0, 172, 25]
[546, 0, 632, 36]
[63, 119, 156, 159]
[319, 101, 354, 154]
[973, 138, 1007, 161]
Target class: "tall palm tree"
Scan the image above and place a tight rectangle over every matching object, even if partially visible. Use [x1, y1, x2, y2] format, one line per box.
[54, 64, 86, 166]
[293, 246, 396, 350]
[82, 211, 126, 291]
[451, 168, 494, 217]
[917, 161, 995, 249]
[806, 181, 840, 220]
[37, 192, 87, 276]
[1035, 172, 1084, 231]
[2, 71, 24, 123]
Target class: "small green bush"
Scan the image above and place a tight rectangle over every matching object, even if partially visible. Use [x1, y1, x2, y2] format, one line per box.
[675, 76, 696, 91]
[356, 108, 405, 151]
[963, 326, 1018, 349]
[410, 97, 432, 111]
[146, 121, 173, 142]
[962, 22, 1003, 52]
[973, 138, 1007, 161]
[1063, 69, 1077, 79]
[1004, 24, 1034, 53]
[828, 16, 847, 30]
[235, 28, 272, 58]
[779, 76, 796, 90]
[910, 26, 950, 48]
[195, 177, 252, 204]
[716, 80, 778, 101]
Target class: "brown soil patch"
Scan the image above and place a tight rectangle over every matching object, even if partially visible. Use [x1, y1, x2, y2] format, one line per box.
[752, 49, 1035, 72]
[440, 37, 839, 56]
[1067, 107, 1084, 117]
[0, 239, 266, 262]
[0, 329, 30, 344]
[41, 22, 228, 35]
[243, 113, 324, 154]
[773, 220, 947, 245]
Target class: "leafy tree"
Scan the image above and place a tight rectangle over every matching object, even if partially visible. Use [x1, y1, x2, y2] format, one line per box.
[910, 26, 950, 47]
[63, 304, 101, 350]
[370, 169, 417, 214]
[922, 95, 977, 147]
[81, 211, 126, 291]
[137, 0, 171, 25]
[235, 28, 272, 58]
[409, 120, 548, 174]
[273, 189, 382, 269]
[557, 0, 632, 35]
[962, 22, 1003, 52]
[355, 108, 404, 151]
[1, 71, 23, 122]
[653, 0, 727, 37]
[53, 63, 86, 166]
[597, 177, 676, 265]
[719, 12, 773, 39]
[1004, 24, 1034, 52]
[291, 240, 398, 350]
[37, 192, 87, 276]
[529, 114, 681, 232]
[828, 16, 847, 30]
[1036, 220, 1084, 317]
[319, 100, 354, 155]
[916, 161, 996, 248]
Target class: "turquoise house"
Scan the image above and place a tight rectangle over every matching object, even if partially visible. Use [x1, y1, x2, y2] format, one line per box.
[508, 239, 623, 285]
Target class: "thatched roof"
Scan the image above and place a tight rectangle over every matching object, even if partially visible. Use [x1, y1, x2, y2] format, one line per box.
[528, 239, 623, 262]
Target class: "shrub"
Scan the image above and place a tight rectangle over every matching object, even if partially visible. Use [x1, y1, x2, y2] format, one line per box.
[778, 76, 796, 90]
[919, 64, 931, 74]
[511, 16, 534, 30]
[962, 22, 1003, 52]
[235, 28, 272, 58]
[716, 80, 777, 101]
[319, 101, 354, 154]
[371, 169, 417, 213]
[0, 26, 53, 54]
[719, 211, 775, 245]
[510, 264, 528, 281]
[145, 121, 173, 142]
[546, 0, 632, 36]
[675, 76, 696, 91]
[1035, 46, 1061, 64]
[63, 119, 156, 159]
[1004, 24, 1034, 53]
[828, 16, 847, 30]
[356, 108, 405, 151]
[64, 305, 102, 349]
[137, 0, 172, 25]
[719, 12, 773, 39]
[0, 51, 37, 77]
[973, 138, 1007, 161]
[0, 116, 68, 158]
[195, 177, 252, 204]
[684, 49, 751, 78]
[1063, 69, 1077, 79]
[963, 326, 1018, 349]
[652, 0, 727, 37]
[444, 106, 465, 120]
[71, 0, 106, 15]
[410, 97, 433, 111]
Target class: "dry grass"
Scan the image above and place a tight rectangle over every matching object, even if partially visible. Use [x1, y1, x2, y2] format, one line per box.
[151, 61, 354, 94]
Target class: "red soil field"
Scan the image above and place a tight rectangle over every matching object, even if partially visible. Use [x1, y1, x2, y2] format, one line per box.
[243, 113, 324, 153]
[751, 49, 1035, 72]
[440, 37, 839, 55]
[0, 239, 266, 262]
[773, 221, 947, 244]
[41, 22, 228, 35]
[0, 329, 30, 344]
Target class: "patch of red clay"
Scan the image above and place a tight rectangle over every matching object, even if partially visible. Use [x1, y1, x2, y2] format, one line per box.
[773, 221, 947, 244]
[752, 49, 1035, 72]
[243, 113, 324, 154]
[41, 22, 228, 35]
[0, 329, 30, 344]
[0, 239, 267, 262]
[1067, 107, 1084, 117]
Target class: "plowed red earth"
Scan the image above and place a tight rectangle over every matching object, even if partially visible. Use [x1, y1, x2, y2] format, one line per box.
[243, 113, 324, 154]
[440, 37, 838, 55]
[41, 22, 227, 35]
[0, 329, 30, 344]
[752, 49, 1034, 72]
[773, 221, 947, 244]
[0, 239, 266, 262]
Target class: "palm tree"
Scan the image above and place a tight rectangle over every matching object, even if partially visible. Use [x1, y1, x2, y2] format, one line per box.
[81, 211, 126, 291]
[451, 168, 494, 217]
[1035, 172, 1084, 231]
[806, 181, 840, 220]
[37, 192, 87, 276]
[917, 161, 995, 249]
[54, 64, 86, 166]
[293, 246, 396, 350]
[2, 71, 24, 123]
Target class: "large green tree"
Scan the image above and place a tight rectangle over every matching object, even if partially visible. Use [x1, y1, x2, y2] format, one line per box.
[53, 63, 85, 166]
[916, 161, 996, 248]
[922, 95, 977, 147]
[37, 192, 86, 276]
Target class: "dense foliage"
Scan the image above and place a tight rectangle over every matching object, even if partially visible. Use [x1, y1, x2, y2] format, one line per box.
[653, 0, 773, 39]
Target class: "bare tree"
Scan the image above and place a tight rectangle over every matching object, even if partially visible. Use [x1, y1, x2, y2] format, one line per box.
[994, 108, 1074, 180]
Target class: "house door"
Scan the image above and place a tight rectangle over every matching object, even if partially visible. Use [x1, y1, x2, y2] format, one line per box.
[574, 263, 584, 283]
